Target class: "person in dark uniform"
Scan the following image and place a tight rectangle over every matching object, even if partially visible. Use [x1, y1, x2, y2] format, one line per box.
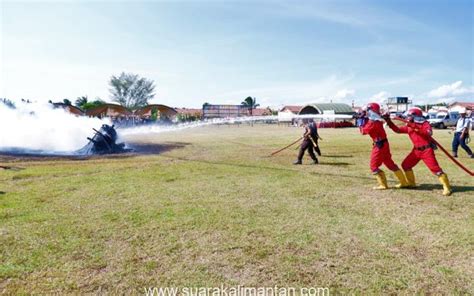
[308, 119, 322, 156]
[294, 119, 319, 165]
[452, 109, 473, 158]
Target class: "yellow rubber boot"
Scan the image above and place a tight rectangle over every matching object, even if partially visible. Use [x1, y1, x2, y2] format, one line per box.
[404, 170, 416, 188]
[394, 169, 409, 189]
[438, 173, 452, 196]
[373, 171, 389, 190]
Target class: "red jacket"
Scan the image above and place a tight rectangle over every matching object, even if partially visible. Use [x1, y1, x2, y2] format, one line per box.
[360, 120, 387, 142]
[387, 120, 433, 147]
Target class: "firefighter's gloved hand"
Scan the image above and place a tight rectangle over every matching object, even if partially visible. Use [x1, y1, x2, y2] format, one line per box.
[361, 117, 369, 126]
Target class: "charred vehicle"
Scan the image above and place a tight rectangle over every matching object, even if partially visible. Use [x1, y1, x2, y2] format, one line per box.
[78, 124, 131, 154]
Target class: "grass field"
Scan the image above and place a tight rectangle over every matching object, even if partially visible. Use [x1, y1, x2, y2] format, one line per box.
[1, 124, 473, 294]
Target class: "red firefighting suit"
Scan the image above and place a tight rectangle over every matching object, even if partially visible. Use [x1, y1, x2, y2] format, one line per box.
[386, 120, 443, 175]
[360, 119, 399, 173]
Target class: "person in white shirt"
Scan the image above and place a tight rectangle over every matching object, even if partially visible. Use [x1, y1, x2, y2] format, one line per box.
[452, 109, 473, 158]
[470, 110, 474, 131]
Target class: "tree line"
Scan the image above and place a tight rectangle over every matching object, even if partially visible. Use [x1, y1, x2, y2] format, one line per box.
[65, 72, 156, 111]
[2, 72, 262, 115]
[68, 72, 261, 115]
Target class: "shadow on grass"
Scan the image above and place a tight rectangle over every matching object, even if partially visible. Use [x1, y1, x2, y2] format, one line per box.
[318, 162, 351, 166]
[0, 142, 191, 162]
[309, 171, 373, 181]
[223, 140, 267, 149]
[161, 155, 372, 181]
[321, 154, 354, 158]
[126, 142, 190, 155]
[0, 191, 5, 195]
[416, 183, 474, 193]
[161, 155, 297, 173]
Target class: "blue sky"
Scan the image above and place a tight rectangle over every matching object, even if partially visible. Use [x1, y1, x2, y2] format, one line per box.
[1, 0, 472, 108]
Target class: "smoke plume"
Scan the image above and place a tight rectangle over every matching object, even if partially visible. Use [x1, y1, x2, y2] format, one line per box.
[0, 101, 107, 153]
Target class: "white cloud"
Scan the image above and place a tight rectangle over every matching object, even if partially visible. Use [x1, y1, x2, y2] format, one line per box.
[274, 2, 366, 27]
[272, 0, 437, 37]
[213, 74, 355, 106]
[370, 91, 391, 103]
[427, 81, 474, 99]
[334, 89, 355, 100]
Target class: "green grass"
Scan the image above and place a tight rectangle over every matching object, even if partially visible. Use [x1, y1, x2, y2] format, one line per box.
[1, 125, 473, 294]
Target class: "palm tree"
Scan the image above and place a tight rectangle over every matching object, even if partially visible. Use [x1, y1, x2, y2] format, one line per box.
[241, 96, 259, 116]
[75, 96, 88, 108]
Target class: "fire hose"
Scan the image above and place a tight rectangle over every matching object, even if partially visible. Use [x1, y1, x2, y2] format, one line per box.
[309, 136, 318, 148]
[308, 136, 322, 156]
[294, 134, 323, 150]
[393, 117, 474, 177]
[270, 136, 303, 156]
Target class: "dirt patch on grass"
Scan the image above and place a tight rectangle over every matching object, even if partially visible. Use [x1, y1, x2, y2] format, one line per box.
[0, 142, 190, 163]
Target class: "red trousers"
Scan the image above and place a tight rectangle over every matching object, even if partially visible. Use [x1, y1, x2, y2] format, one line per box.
[370, 142, 399, 173]
[401, 148, 443, 175]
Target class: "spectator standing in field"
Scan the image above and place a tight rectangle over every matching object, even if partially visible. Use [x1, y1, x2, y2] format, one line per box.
[452, 109, 473, 158]
[470, 110, 474, 131]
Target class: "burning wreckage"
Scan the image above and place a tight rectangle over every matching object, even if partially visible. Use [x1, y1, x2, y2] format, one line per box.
[77, 124, 131, 155]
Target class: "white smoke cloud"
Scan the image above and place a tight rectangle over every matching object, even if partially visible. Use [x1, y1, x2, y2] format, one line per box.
[0, 102, 107, 153]
[427, 81, 474, 99]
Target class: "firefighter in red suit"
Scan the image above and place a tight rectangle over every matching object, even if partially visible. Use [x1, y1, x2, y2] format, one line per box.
[384, 107, 452, 196]
[359, 103, 408, 190]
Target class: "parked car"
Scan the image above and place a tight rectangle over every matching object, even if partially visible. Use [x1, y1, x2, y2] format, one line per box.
[389, 111, 405, 118]
[428, 112, 460, 129]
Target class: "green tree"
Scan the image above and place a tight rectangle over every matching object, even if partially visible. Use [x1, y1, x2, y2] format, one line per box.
[63, 99, 72, 106]
[109, 72, 155, 109]
[75, 96, 88, 108]
[81, 99, 106, 111]
[150, 107, 159, 121]
[241, 96, 260, 116]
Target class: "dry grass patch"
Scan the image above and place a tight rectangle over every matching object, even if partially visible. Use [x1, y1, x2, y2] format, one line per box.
[1, 125, 473, 294]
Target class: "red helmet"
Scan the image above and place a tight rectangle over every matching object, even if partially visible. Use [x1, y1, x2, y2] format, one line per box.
[366, 103, 381, 114]
[407, 107, 423, 117]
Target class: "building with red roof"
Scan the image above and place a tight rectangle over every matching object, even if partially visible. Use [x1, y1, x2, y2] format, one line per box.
[449, 101, 474, 112]
[279, 105, 303, 114]
[251, 107, 273, 116]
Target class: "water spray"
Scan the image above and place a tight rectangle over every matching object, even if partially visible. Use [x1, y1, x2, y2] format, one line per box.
[119, 113, 353, 137]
